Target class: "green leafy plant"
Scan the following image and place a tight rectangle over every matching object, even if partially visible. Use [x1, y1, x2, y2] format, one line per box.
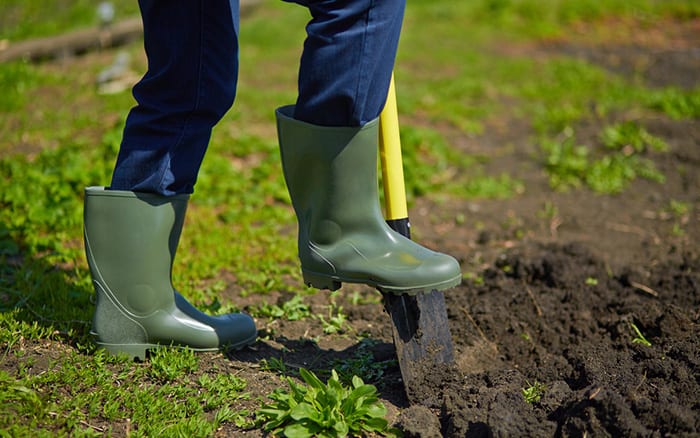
[318, 303, 348, 335]
[585, 277, 598, 286]
[149, 347, 199, 382]
[630, 323, 652, 347]
[330, 339, 396, 386]
[541, 135, 590, 190]
[666, 199, 692, 236]
[601, 121, 668, 153]
[541, 126, 666, 194]
[260, 357, 294, 376]
[256, 368, 395, 437]
[667, 199, 691, 217]
[251, 294, 312, 321]
[645, 87, 700, 119]
[585, 153, 665, 194]
[522, 380, 546, 404]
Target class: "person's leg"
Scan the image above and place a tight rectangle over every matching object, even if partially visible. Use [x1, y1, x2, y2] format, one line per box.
[86, 1, 257, 359]
[290, 0, 406, 127]
[111, 0, 240, 196]
[276, 0, 462, 294]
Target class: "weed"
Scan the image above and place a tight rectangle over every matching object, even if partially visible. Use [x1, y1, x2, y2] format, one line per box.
[464, 272, 485, 286]
[318, 303, 349, 335]
[348, 289, 382, 306]
[542, 135, 590, 190]
[0, 369, 42, 410]
[330, 339, 397, 387]
[256, 368, 396, 437]
[522, 380, 546, 404]
[197, 373, 250, 410]
[251, 294, 312, 321]
[601, 122, 668, 153]
[538, 201, 560, 219]
[585, 154, 665, 194]
[666, 199, 692, 236]
[585, 277, 599, 286]
[645, 87, 700, 119]
[541, 125, 666, 194]
[667, 199, 691, 218]
[630, 323, 652, 347]
[672, 224, 685, 237]
[148, 347, 200, 382]
[260, 357, 295, 376]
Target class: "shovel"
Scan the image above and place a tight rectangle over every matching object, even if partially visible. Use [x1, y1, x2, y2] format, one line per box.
[378, 74, 456, 399]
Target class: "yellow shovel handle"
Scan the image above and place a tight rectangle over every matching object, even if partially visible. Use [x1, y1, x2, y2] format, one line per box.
[379, 74, 409, 222]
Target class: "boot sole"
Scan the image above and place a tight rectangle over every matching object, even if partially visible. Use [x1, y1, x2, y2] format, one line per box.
[95, 331, 258, 361]
[302, 270, 462, 296]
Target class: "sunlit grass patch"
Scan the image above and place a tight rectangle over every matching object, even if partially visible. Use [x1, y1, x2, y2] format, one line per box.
[541, 121, 668, 193]
[0, 347, 251, 436]
[0, 0, 140, 41]
[399, 126, 524, 200]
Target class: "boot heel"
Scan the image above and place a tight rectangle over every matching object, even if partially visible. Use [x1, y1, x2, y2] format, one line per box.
[96, 342, 154, 361]
[303, 271, 341, 291]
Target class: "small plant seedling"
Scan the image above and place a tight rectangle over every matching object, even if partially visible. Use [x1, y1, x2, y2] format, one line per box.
[260, 357, 294, 376]
[667, 199, 691, 218]
[330, 339, 397, 386]
[318, 304, 348, 335]
[251, 294, 311, 321]
[665, 199, 691, 237]
[522, 380, 546, 404]
[585, 277, 598, 286]
[538, 201, 559, 219]
[601, 121, 668, 154]
[630, 323, 652, 347]
[256, 368, 396, 437]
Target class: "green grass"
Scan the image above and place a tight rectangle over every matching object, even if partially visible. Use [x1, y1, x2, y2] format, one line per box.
[541, 121, 668, 193]
[0, 0, 140, 41]
[0, 348, 251, 436]
[1, 0, 698, 435]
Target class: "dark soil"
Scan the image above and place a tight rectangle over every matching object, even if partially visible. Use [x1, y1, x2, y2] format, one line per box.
[223, 21, 700, 437]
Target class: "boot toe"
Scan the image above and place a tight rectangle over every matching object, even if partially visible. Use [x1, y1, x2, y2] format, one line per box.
[382, 251, 462, 294]
[219, 313, 258, 350]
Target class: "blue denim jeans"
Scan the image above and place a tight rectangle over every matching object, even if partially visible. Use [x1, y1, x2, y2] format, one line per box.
[111, 0, 406, 196]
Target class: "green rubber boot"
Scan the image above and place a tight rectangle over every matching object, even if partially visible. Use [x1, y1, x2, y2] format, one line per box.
[276, 105, 462, 295]
[84, 186, 257, 360]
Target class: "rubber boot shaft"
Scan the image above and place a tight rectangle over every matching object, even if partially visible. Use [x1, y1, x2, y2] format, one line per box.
[276, 105, 461, 294]
[84, 187, 256, 359]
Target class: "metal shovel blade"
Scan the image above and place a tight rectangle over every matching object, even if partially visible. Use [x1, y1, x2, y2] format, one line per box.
[379, 75, 456, 400]
[382, 290, 454, 401]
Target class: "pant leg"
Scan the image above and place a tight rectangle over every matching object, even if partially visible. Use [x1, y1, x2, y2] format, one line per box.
[288, 0, 406, 127]
[111, 0, 240, 196]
